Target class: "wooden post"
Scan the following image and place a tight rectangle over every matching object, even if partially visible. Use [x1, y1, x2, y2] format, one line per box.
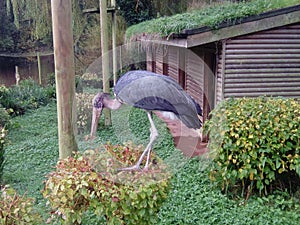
[111, 0, 117, 85]
[37, 52, 42, 85]
[15, 66, 20, 85]
[51, 0, 78, 160]
[99, 0, 111, 126]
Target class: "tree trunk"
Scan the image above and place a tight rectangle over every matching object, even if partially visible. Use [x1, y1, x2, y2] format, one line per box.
[51, 0, 78, 159]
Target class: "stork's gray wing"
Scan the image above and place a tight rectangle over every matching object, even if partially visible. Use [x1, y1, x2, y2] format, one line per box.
[114, 71, 201, 129]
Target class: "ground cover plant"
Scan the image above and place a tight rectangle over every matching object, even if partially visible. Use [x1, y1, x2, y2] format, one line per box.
[204, 97, 300, 197]
[2, 101, 300, 224]
[126, 0, 300, 39]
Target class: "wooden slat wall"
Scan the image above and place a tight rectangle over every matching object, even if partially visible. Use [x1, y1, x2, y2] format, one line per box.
[220, 22, 300, 99]
[155, 47, 164, 75]
[167, 46, 179, 82]
[215, 42, 225, 104]
[146, 51, 155, 72]
[186, 50, 204, 108]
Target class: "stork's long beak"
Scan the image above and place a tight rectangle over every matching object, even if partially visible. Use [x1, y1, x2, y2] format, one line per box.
[89, 93, 104, 138]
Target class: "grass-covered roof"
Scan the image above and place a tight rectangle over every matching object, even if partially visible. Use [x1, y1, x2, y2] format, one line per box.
[126, 0, 300, 41]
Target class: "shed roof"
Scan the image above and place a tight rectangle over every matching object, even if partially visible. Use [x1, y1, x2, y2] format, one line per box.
[139, 4, 300, 48]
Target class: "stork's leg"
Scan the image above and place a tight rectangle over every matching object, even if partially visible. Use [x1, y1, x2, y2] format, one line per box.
[119, 111, 158, 171]
[145, 145, 152, 169]
[90, 106, 102, 138]
[142, 112, 158, 169]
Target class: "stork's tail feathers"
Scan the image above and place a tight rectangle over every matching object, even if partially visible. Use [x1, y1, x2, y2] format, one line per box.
[191, 98, 203, 116]
[179, 114, 202, 129]
[161, 111, 202, 129]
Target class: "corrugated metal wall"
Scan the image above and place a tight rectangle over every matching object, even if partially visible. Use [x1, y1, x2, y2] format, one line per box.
[216, 22, 300, 102]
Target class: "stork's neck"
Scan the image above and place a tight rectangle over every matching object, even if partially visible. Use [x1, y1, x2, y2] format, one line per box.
[103, 96, 122, 110]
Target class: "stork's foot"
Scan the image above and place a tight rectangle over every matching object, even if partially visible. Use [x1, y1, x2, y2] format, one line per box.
[117, 163, 151, 172]
[85, 135, 96, 141]
[117, 164, 142, 172]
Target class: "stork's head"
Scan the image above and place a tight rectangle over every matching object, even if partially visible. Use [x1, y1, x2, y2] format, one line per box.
[90, 92, 110, 138]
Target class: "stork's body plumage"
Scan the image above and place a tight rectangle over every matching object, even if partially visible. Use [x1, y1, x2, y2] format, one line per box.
[90, 70, 202, 170]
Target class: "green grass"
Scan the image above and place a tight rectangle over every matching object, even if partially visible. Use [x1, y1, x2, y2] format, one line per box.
[2, 102, 300, 224]
[126, 0, 300, 39]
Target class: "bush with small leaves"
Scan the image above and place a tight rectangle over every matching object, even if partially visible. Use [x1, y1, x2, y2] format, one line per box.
[0, 79, 54, 116]
[43, 142, 171, 225]
[81, 73, 103, 89]
[76, 92, 95, 134]
[0, 106, 11, 129]
[0, 86, 10, 112]
[0, 186, 42, 225]
[204, 97, 300, 196]
[0, 127, 7, 182]
[0, 106, 8, 182]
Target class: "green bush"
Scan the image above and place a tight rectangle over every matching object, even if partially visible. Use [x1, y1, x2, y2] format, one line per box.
[0, 127, 7, 182]
[81, 73, 103, 89]
[47, 73, 82, 93]
[0, 79, 54, 116]
[0, 104, 8, 182]
[43, 142, 171, 225]
[0, 86, 10, 110]
[0, 106, 11, 129]
[0, 94, 9, 182]
[204, 97, 300, 196]
[76, 92, 95, 134]
[0, 186, 42, 224]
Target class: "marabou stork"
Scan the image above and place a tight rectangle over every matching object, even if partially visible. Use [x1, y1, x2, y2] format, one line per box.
[90, 70, 202, 170]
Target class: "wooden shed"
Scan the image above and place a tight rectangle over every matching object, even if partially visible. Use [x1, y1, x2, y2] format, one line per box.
[142, 4, 300, 123]
[0, 52, 54, 86]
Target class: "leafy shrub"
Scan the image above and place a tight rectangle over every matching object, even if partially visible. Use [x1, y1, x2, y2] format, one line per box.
[43, 142, 171, 225]
[0, 104, 9, 181]
[0, 79, 54, 116]
[81, 73, 103, 89]
[0, 186, 42, 224]
[0, 106, 11, 129]
[44, 73, 57, 99]
[48, 72, 82, 93]
[46, 72, 56, 87]
[75, 75, 83, 93]
[76, 92, 95, 134]
[0, 86, 10, 109]
[204, 97, 300, 196]
[0, 127, 7, 182]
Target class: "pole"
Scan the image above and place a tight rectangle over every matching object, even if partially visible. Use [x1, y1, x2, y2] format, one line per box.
[37, 52, 42, 85]
[51, 0, 78, 160]
[99, 0, 111, 126]
[111, 0, 117, 85]
[15, 66, 20, 85]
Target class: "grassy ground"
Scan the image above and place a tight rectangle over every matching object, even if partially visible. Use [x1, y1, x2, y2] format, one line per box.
[2, 102, 300, 224]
